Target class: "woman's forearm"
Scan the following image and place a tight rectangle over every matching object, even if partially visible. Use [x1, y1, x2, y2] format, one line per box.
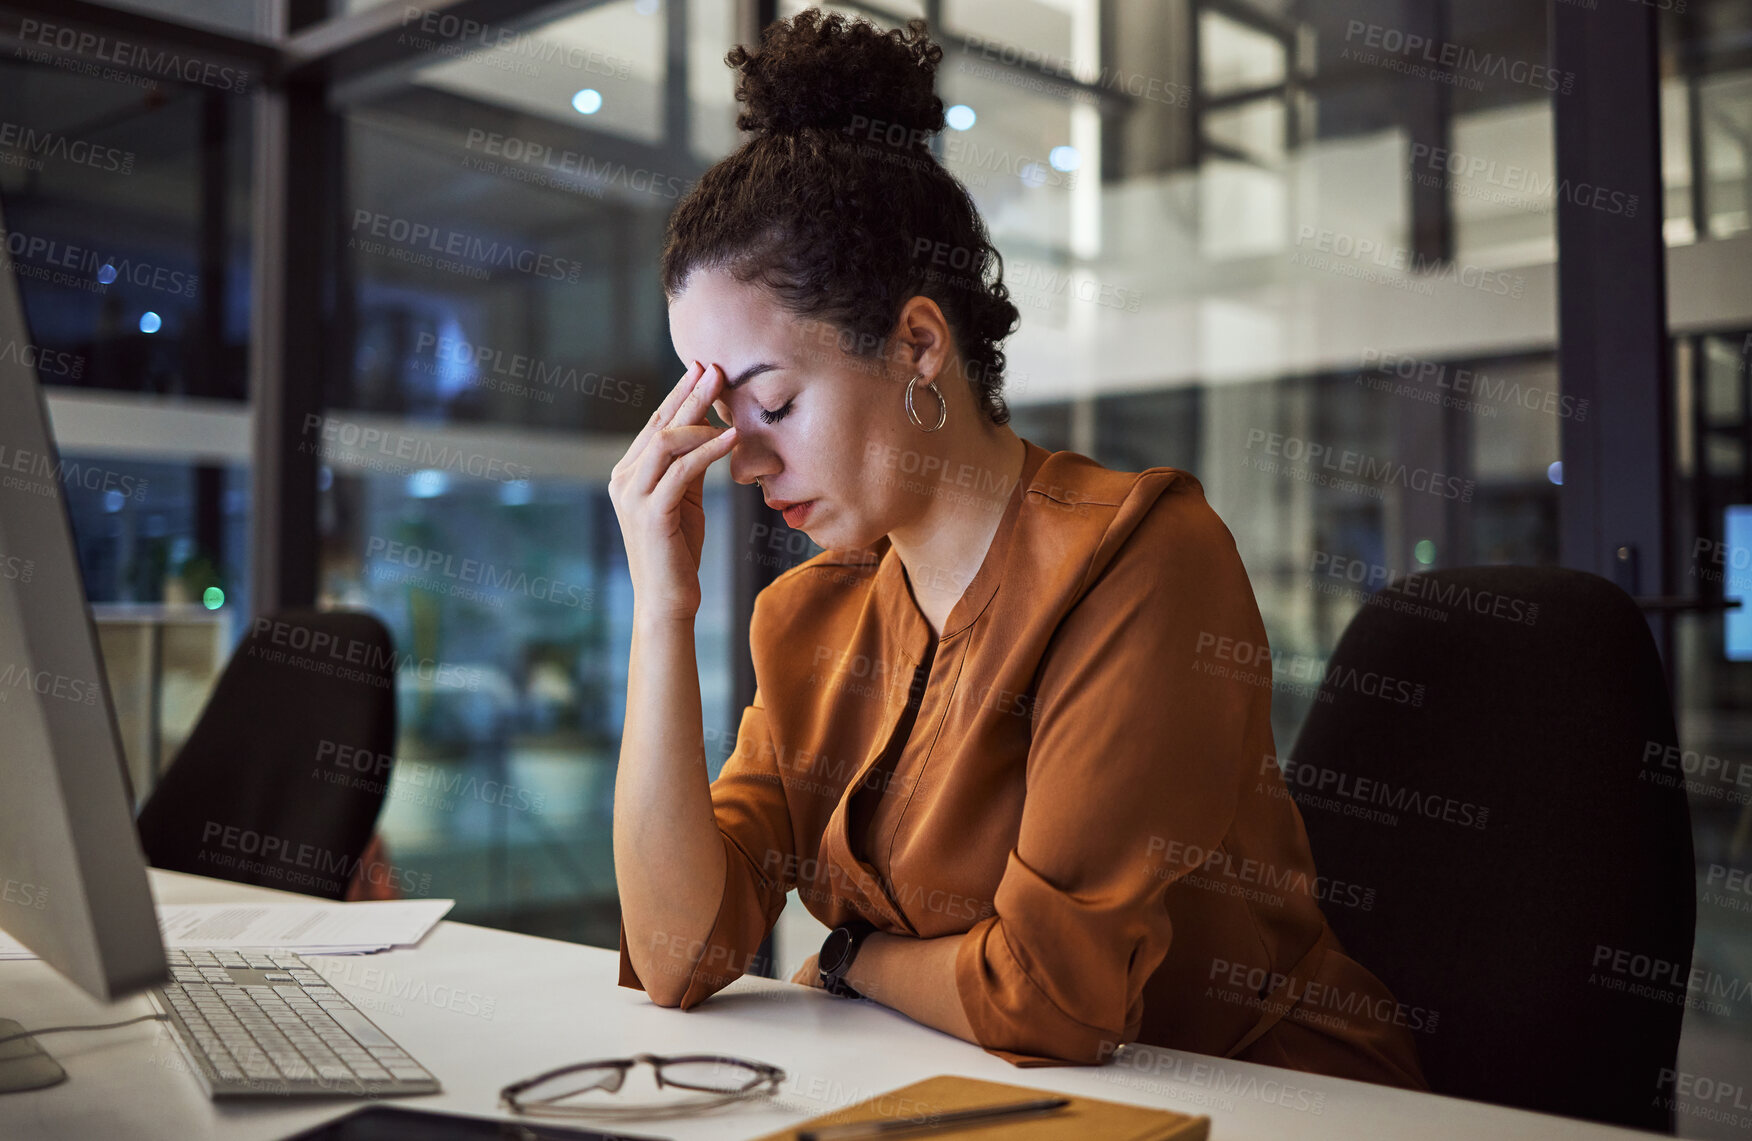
[842, 931, 978, 1044]
[613, 612, 727, 1006]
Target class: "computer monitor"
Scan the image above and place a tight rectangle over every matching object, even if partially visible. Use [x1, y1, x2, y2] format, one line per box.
[0, 197, 169, 1090]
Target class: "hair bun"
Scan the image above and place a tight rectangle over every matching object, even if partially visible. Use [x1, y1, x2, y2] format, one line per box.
[728, 10, 944, 146]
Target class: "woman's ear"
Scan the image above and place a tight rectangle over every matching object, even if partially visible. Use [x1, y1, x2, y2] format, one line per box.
[891, 295, 954, 378]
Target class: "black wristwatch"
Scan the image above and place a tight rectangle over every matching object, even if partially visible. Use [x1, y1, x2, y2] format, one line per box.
[818, 920, 877, 999]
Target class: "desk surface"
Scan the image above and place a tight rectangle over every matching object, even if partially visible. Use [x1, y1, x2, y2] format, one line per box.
[0, 871, 1650, 1141]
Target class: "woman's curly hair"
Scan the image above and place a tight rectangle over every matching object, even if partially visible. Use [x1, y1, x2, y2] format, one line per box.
[660, 8, 1020, 425]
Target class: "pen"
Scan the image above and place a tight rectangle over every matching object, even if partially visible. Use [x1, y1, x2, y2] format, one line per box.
[798, 1096, 1073, 1141]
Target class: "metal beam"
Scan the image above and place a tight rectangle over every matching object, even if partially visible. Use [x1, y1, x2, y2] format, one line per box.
[1551, 0, 1674, 676]
[247, 0, 331, 617]
[734, 0, 785, 982]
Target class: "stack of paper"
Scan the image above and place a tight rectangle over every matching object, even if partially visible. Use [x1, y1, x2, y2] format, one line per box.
[0, 899, 454, 961]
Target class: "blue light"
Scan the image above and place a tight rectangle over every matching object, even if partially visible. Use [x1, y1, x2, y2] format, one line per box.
[1547, 461, 1563, 486]
[408, 470, 449, 498]
[139, 311, 162, 334]
[1019, 162, 1048, 189]
[500, 480, 534, 506]
[571, 89, 603, 115]
[103, 490, 125, 513]
[97, 264, 118, 285]
[1049, 145, 1081, 172]
[945, 104, 977, 131]
[1725, 506, 1752, 660]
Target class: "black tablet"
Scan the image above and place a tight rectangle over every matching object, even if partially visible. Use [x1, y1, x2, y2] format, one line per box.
[281, 1106, 672, 1141]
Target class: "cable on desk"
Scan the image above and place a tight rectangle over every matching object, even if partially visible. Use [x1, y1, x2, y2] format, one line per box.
[0, 1013, 168, 1050]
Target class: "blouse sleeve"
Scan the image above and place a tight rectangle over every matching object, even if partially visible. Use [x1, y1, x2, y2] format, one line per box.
[954, 484, 1265, 1065]
[617, 689, 797, 1007]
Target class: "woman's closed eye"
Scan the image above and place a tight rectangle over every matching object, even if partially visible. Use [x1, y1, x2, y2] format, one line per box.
[759, 398, 794, 425]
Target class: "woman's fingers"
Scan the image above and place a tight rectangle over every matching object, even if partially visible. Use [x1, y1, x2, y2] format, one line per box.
[789, 953, 822, 988]
[616, 360, 706, 477]
[671, 362, 724, 429]
[647, 426, 738, 514]
[658, 359, 710, 427]
[628, 424, 729, 496]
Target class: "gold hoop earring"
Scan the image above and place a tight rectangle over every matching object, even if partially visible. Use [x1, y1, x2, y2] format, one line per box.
[905, 374, 947, 432]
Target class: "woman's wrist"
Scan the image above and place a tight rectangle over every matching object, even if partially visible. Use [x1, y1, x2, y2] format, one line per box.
[841, 931, 978, 1044]
[839, 931, 894, 1000]
[631, 606, 697, 634]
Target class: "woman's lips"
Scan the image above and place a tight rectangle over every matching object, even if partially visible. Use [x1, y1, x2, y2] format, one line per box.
[782, 501, 815, 528]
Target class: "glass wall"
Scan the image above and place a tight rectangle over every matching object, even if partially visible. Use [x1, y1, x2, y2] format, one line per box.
[1, 6, 256, 795]
[311, 0, 740, 944]
[1661, 4, 1752, 1136]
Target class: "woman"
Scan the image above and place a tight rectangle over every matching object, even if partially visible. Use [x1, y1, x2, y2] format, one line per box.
[609, 8, 1426, 1090]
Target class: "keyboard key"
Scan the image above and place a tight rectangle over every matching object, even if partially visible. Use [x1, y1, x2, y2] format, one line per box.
[328, 1010, 395, 1047]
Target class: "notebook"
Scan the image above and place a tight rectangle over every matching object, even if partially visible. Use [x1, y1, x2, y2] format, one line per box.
[750, 1074, 1209, 1141]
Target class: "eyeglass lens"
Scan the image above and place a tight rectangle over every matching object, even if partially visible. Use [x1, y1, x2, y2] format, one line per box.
[520, 1057, 765, 1104]
[655, 1059, 765, 1094]
[520, 1063, 629, 1103]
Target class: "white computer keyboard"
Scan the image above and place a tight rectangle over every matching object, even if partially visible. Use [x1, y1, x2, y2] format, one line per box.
[152, 948, 439, 1098]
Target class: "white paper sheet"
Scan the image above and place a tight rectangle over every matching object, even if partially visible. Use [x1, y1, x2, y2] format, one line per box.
[0, 899, 453, 961]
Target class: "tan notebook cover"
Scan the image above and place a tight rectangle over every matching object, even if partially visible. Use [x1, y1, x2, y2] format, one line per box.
[750, 1074, 1209, 1141]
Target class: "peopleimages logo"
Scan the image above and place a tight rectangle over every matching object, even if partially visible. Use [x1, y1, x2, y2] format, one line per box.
[1341, 20, 1576, 95]
[247, 616, 481, 692]
[398, 6, 631, 80]
[1207, 957, 1440, 1033]
[299, 415, 532, 483]
[461, 130, 688, 201]
[1146, 836, 1377, 912]
[0, 121, 134, 175]
[200, 821, 434, 896]
[1265, 754, 1489, 830]
[0, 663, 101, 706]
[1244, 429, 1475, 502]
[14, 19, 252, 93]
[0, 337, 84, 380]
[0, 225, 198, 298]
[364, 536, 593, 611]
[0, 444, 148, 501]
[348, 210, 583, 282]
[1359, 349, 1589, 422]
[1, 877, 50, 911]
[412, 331, 645, 406]
[1293, 226, 1526, 298]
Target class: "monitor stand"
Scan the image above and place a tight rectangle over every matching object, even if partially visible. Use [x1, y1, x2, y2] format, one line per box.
[0, 1019, 67, 1093]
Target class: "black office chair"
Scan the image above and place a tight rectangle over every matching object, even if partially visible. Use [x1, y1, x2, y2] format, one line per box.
[136, 609, 396, 901]
[1288, 566, 1694, 1133]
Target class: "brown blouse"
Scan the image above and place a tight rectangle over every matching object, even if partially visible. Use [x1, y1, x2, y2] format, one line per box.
[618, 439, 1428, 1091]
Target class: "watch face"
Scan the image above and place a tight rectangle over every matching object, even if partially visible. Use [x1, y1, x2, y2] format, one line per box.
[820, 927, 854, 973]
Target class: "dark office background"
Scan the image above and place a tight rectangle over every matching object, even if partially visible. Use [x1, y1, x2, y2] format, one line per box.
[2, 0, 1750, 1133]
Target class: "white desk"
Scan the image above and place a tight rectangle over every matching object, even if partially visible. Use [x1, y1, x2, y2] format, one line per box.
[0, 870, 1650, 1140]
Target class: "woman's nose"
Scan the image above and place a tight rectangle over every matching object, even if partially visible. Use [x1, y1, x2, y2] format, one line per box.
[727, 440, 776, 488]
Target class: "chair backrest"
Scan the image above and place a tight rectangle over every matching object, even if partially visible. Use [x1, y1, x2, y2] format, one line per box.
[136, 609, 396, 901]
[1287, 566, 1693, 1132]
